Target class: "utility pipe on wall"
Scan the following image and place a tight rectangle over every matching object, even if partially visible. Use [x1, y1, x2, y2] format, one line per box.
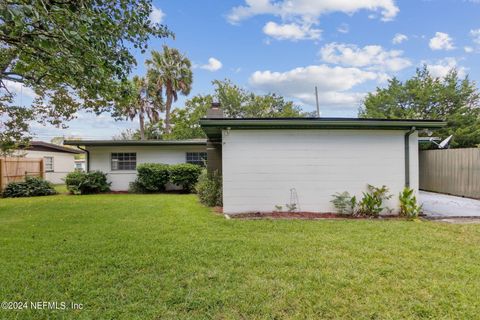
[404, 127, 416, 188]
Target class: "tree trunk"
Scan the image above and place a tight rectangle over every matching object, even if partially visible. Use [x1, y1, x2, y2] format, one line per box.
[165, 92, 173, 134]
[139, 112, 145, 140]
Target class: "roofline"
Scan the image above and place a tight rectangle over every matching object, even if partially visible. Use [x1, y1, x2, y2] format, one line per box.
[64, 139, 207, 147]
[27, 141, 84, 154]
[200, 117, 446, 128]
[199, 117, 446, 140]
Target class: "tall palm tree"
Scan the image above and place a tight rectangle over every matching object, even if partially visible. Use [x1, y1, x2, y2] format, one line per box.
[122, 76, 161, 140]
[146, 45, 193, 134]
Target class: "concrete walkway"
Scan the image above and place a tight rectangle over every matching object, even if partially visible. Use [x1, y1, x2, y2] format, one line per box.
[420, 191, 480, 217]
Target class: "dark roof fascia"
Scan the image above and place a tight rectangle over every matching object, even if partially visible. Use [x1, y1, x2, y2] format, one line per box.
[64, 140, 208, 147]
[28, 141, 84, 154]
[199, 118, 447, 139]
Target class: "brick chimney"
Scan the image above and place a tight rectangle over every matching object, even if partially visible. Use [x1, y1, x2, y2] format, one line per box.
[206, 102, 224, 118]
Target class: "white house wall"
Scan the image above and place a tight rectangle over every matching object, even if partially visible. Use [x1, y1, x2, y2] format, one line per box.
[24, 150, 76, 184]
[222, 129, 419, 214]
[87, 145, 206, 191]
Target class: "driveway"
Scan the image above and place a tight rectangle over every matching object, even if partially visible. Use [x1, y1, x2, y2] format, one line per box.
[420, 191, 480, 217]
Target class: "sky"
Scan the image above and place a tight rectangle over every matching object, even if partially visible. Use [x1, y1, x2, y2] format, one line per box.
[11, 0, 480, 141]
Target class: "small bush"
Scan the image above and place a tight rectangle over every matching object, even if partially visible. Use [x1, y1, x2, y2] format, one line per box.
[358, 184, 392, 217]
[399, 187, 422, 220]
[128, 180, 146, 194]
[169, 163, 203, 193]
[196, 170, 222, 207]
[135, 163, 170, 192]
[65, 171, 110, 195]
[2, 176, 57, 198]
[331, 191, 357, 215]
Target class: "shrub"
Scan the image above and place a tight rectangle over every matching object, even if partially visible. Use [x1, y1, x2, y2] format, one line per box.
[399, 187, 422, 220]
[128, 180, 145, 194]
[169, 163, 203, 193]
[358, 184, 392, 217]
[135, 163, 170, 192]
[2, 176, 57, 198]
[65, 171, 110, 195]
[196, 170, 222, 207]
[331, 191, 357, 215]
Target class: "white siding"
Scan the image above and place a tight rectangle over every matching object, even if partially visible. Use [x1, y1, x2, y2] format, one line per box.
[23, 150, 76, 184]
[87, 145, 206, 191]
[222, 129, 419, 214]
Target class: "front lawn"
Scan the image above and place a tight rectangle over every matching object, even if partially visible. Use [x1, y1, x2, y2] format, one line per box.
[1, 194, 480, 319]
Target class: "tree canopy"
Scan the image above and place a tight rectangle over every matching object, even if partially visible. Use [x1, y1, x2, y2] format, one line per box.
[0, 0, 171, 151]
[359, 66, 480, 148]
[146, 46, 193, 134]
[118, 79, 311, 140]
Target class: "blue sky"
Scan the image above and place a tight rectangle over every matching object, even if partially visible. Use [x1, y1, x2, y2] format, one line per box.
[20, 0, 480, 141]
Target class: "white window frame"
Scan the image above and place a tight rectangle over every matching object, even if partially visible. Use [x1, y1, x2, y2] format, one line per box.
[44, 156, 54, 172]
[111, 152, 137, 171]
[186, 152, 207, 167]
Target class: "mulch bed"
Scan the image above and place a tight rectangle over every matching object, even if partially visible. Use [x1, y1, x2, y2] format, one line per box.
[224, 211, 401, 220]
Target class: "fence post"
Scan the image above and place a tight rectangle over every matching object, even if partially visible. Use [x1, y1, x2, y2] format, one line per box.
[40, 159, 45, 179]
[0, 158, 3, 191]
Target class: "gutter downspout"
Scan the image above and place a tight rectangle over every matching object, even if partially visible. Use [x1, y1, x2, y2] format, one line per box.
[404, 127, 416, 188]
[77, 146, 89, 172]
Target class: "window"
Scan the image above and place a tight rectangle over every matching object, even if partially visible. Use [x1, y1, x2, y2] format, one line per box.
[111, 153, 136, 170]
[44, 157, 54, 172]
[186, 152, 207, 166]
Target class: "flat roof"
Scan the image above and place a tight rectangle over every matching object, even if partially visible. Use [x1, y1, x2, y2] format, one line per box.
[199, 117, 446, 139]
[64, 139, 207, 147]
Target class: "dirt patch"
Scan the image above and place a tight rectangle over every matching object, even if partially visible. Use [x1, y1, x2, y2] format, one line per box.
[226, 211, 400, 220]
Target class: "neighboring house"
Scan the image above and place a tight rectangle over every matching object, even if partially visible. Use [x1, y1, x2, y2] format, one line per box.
[64, 140, 207, 190]
[19, 141, 84, 184]
[74, 159, 86, 171]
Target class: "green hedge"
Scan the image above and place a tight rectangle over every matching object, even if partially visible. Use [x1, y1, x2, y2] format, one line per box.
[169, 163, 203, 193]
[2, 177, 57, 198]
[195, 170, 222, 207]
[134, 163, 170, 192]
[131, 163, 203, 194]
[65, 171, 110, 195]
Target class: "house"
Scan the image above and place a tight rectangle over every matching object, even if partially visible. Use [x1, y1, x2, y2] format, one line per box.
[18, 141, 84, 184]
[64, 139, 207, 190]
[199, 106, 446, 214]
[64, 103, 445, 215]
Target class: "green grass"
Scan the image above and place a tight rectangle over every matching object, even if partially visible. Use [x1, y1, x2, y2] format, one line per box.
[1, 194, 480, 319]
[53, 184, 68, 194]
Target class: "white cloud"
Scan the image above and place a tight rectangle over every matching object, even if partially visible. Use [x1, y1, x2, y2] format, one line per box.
[426, 57, 466, 78]
[200, 57, 223, 72]
[470, 29, 480, 44]
[464, 46, 474, 53]
[227, 0, 399, 24]
[392, 33, 408, 44]
[429, 32, 455, 51]
[149, 5, 165, 24]
[249, 64, 381, 109]
[319, 42, 411, 72]
[337, 23, 349, 34]
[262, 21, 321, 41]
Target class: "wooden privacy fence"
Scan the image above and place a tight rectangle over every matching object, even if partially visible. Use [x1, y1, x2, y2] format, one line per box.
[419, 148, 480, 199]
[0, 157, 45, 191]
